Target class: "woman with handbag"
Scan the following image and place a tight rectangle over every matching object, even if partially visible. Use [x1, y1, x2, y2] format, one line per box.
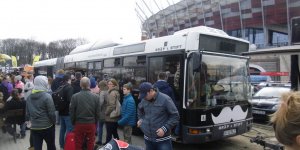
[104, 79, 120, 144]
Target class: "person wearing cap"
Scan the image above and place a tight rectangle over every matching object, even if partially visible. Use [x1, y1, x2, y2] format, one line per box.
[137, 82, 179, 150]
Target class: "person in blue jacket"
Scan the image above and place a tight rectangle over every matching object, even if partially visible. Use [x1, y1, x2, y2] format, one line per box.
[117, 82, 136, 144]
[153, 72, 176, 106]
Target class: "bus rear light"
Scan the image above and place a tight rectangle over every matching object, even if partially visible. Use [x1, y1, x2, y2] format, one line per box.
[188, 128, 201, 134]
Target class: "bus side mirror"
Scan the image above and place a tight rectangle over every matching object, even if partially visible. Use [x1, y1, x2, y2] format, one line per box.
[192, 53, 201, 73]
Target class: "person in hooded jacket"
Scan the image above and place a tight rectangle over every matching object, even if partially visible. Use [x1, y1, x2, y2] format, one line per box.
[153, 72, 176, 105]
[26, 75, 56, 150]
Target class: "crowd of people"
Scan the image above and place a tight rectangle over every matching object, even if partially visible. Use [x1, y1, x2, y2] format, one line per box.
[2, 67, 300, 150]
[0, 69, 180, 150]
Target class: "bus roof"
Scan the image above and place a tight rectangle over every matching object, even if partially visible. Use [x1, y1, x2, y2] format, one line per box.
[34, 58, 57, 67]
[243, 45, 300, 56]
[35, 26, 249, 67]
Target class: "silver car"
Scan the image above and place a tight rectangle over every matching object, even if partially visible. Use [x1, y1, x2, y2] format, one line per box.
[251, 86, 290, 121]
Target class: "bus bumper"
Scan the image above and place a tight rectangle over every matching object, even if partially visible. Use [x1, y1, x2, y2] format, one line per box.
[181, 118, 253, 144]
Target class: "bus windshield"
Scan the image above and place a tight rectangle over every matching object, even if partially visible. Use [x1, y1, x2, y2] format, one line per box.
[186, 52, 249, 109]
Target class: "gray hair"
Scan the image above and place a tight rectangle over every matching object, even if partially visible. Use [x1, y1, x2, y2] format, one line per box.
[80, 77, 90, 89]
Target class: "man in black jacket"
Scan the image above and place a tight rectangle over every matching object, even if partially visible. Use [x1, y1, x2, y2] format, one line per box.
[58, 74, 74, 149]
[72, 72, 82, 94]
[51, 69, 65, 92]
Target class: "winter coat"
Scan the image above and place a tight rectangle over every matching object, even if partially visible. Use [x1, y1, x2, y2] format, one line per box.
[59, 83, 74, 116]
[51, 74, 64, 91]
[138, 91, 179, 142]
[71, 80, 81, 94]
[26, 76, 56, 130]
[153, 80, 176, 104]
[4, 98, 26, 124]
[105, 87, 120, 122]
[24, 80, 34, 100]
[118, 93, 136, 127]
[69, 89, 101, 124]
[99, 90, 108, 122]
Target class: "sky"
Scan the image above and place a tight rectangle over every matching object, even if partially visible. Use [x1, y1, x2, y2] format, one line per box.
[0, 0, 142, 44]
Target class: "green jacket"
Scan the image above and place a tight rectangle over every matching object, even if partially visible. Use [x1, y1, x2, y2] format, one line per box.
[69, 89, 100, 124]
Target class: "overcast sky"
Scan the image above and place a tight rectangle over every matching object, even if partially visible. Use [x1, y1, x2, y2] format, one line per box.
[0, 0, 141, 43]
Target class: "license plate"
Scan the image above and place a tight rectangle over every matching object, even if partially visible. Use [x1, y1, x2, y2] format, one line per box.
[223, 129, 236, 137]
[252, 110, 266, 115]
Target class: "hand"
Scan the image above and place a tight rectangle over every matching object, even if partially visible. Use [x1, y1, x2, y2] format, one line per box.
[137, 119, 142, 128]
[156, 128, 165, 137]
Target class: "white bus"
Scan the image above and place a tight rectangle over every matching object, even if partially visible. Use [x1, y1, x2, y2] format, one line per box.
[34, 26, 252, 144]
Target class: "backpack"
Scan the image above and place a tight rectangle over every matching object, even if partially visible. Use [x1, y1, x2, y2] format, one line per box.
[0, 84, 9, 102]
[52, 84, 68, 111]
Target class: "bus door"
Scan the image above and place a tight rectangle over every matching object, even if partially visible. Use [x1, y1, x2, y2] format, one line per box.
[93, 61, 102, 81]
[148, 54, 184, 109]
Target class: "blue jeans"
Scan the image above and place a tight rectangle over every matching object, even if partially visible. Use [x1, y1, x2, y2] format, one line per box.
[145, 138, 173, 150]
[20, 122, 26, 136]
[97, 121, 104, 144]
[32, 125, 56, 150]
[59, 116, 73, 148]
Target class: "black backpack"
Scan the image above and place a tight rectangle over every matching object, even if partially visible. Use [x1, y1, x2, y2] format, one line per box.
[52, 84, 68, 111]
[0, 84, 9, 101]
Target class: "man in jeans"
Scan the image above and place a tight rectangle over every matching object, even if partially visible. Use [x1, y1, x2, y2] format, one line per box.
[69, 77, 100, 150]
[137, 82, 179, 150]
[58, 74, 74, 149]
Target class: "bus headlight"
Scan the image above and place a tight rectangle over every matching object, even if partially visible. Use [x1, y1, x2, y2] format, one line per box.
[206, 128, 211, 133]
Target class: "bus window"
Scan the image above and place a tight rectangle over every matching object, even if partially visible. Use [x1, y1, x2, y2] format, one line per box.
[104, 58, 122, 67]
[87, 62, 94, 75]
[148, 57, 164, 83]
[103, 58, 123, 82]
[148, 55, 182, 107]
[187, 53, 249, 109]
[122, 56, 146, 89]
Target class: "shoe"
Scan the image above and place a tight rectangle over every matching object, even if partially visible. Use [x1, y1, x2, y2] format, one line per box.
[27, 146, 34, 150]
[21, 134, 26, 139]
[13, 133, 20, 143]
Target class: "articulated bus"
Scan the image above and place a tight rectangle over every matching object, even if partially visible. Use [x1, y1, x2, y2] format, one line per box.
[34, 26, 253, 144]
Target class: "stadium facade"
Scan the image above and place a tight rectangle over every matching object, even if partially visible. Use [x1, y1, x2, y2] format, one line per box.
[137, 0, 300, 49]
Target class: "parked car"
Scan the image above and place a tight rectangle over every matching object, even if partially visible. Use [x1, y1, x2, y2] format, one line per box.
[251, 86, 290, 121]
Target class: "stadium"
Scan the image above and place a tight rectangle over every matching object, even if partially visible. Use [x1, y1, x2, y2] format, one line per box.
[136, 0, 300, 49]
[135, 0, 300, 82]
